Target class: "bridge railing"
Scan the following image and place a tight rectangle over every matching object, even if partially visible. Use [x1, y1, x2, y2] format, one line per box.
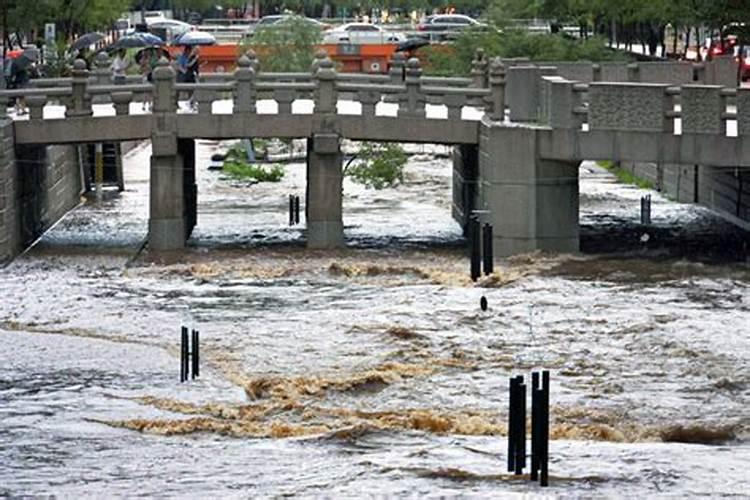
[2, 50, 508, 125]
[539, 73, 748, 137]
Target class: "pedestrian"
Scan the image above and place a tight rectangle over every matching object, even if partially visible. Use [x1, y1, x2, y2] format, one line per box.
[177, 45, 200, 110]
[111, 49, 129, 84]
[10, 47, 40, 115]
[139, 48, 159, 111]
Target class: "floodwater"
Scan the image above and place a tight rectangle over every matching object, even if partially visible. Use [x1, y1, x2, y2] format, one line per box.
[1, 141, 749, 497]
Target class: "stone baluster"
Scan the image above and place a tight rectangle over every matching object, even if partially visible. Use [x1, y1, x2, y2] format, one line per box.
[66, 59, 92, 117]
[311, 50, 327, 73]
[234, 55, 256, 113]
[471, 48, 488, 88]
[358, 89, 380, 117]
[546, 79, 580, 129]
[487, 58, 506, 122]
[592, 63, 602, 82]
[93, 51, 111, 86]
[389, 52, 405, 85]
[245, 49, 260, 73]
[315, 56, 337, 114]
[111, 91, 133, 115]
[152, 57, 176, 114]
[26, 95, 46, 120]
[398, 58, 425, 119]
[194, 88, 214, 115]
[275, 88, 295, 114]
[444, 94, 465, 120]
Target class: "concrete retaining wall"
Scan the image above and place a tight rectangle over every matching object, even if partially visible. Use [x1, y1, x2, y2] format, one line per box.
[620, 162, 750, 228]
[452, 144, 478, 232]
[0, 120, 83, 265]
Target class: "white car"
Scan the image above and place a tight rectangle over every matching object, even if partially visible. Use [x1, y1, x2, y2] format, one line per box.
[323, 23, 405, 44]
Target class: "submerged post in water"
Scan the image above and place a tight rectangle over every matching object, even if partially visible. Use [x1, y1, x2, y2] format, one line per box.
[470, 216, 481, 281]
[192, 329, 199, 379]
[482, 223, 493, 275]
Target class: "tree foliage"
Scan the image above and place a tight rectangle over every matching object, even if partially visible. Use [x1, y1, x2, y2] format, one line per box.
[244, 15, 321, 72]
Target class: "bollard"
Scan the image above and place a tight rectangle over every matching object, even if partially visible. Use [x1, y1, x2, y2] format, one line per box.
[514, 376, 526, 476]
[289, 194, 296, 226]
[294, 195, 300, 225]
[192, 329, 200, 379]
[482, 223, 493, 275]
[95, 143, 104, 204]
[507, 376, 518, 472]
[180, 326, 188, 382]
[640, 195, 651, 225]
[530, 371, 541, 481]
[480, 296, 488, 311]
[540, 370, 550, 487]
[469, 216, 481, 281]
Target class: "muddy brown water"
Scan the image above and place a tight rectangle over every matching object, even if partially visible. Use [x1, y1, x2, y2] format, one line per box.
[1, 141, 748, 496]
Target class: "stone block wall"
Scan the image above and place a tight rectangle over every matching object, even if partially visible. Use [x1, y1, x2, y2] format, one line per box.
[0, 120, 18, 264]
[0, 122, 83, 265]
[451, 144, 478, 232]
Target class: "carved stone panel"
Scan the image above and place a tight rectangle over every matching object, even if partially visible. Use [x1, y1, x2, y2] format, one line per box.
[681, 85, 723, 134]
[588, 83, 669, 132]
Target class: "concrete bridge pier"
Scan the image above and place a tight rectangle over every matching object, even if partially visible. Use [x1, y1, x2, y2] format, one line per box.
[149, 136, 196, 250]
[479, 120, 580, 256]
[306, 133, 343, 248]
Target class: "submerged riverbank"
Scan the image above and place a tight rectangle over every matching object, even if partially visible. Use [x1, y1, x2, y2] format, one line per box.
[1, 141, 748, 496]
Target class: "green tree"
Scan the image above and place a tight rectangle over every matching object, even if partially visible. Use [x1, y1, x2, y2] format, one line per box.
[244, 15, 321, 72]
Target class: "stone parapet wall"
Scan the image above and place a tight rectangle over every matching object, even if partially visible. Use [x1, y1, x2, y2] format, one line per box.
[0, 126, 82, 265]
[0, 120, 18, 264]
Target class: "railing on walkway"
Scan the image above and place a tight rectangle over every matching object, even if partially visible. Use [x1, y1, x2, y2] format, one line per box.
[0, 49, 505, 124]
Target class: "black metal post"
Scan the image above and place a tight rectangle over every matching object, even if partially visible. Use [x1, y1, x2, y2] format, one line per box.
[641, 194, 651, 225]
[180, 326, 188, 382]
[289, 194, 294, 226]
[482, 223, 493, 275]
[514, 376, 526, 476]
[530, 372, 540, 481]
[540, 370, 550, 487]
[469, 216, 481, 281]
[294, 195, 300, 224]
[507, 376, 517, 472]
[192, 329, 199, 379]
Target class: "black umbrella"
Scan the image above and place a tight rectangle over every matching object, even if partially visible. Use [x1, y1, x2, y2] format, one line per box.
[110, 32, 164, 50]
[71, 32, 105, 51]
[134, 46, 170, 64]
[396, 38, 430, 52]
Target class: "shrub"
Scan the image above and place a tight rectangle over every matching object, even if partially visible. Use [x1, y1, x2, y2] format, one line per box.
[221, 142, 284, 182]
[222, 161, 285, 183]
[346, 143, 407, 189]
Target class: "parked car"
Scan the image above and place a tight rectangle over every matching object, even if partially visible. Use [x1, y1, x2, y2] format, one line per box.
[738, 46, 750, 81]
[323, 23, 406, 44]
[255, 15, 330, 30]
[417, 14, 482, 33]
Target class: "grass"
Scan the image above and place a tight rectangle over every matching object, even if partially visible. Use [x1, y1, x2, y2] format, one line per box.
[597, 160, 654, 190]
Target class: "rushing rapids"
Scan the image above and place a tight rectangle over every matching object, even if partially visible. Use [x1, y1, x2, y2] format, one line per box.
[0, 141, 748, 496]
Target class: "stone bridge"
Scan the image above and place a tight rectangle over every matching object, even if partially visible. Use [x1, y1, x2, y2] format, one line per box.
[0, 51, 748, 257]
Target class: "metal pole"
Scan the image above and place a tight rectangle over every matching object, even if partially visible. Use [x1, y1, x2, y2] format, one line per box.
[514, 376, 526, 475]
[180, 326, 188, 382]
[294, 195, 300, 225]
[192, 329, 199, 378]
[289, 194, 294, 226]
[530, 372, 540, 481]
[507, 376, 516, 472]
[541, 370, 550, 487]
[470, 216, 480, 281]
[95, 143, 104, 204]
[482, 223, 493, 275]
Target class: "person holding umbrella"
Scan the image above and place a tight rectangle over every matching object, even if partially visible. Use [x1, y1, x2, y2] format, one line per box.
[9, 47, 40, 115]
[110, 49, 130, 84]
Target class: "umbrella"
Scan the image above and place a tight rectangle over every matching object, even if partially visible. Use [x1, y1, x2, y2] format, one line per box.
[71, 32, 105, 51]
[110, 32, 164, 50]
[396, 38, 430, 52]
[175, 31, 216, 46]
